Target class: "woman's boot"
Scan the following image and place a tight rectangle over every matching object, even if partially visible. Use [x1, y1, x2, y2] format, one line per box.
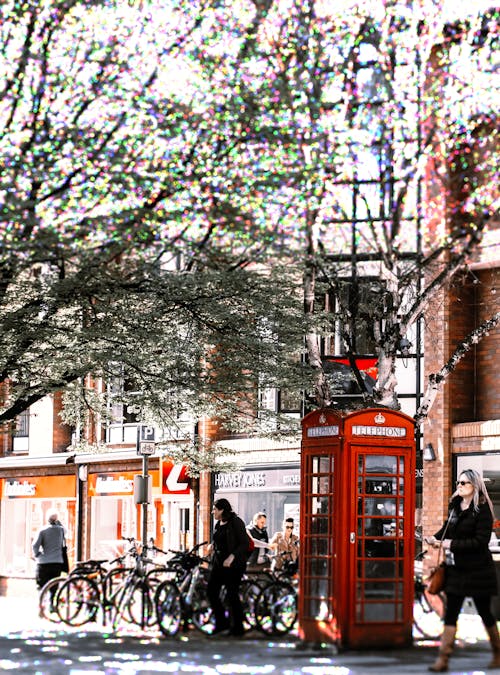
[486, 623, 500, 669]
[428, 625, 456, 672]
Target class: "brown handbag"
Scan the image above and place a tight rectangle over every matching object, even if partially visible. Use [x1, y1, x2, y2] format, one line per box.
[426, 561, 446, 595]
[426, 516, 451, 595]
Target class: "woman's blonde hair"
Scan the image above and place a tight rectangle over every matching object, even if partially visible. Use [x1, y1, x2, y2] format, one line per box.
[452, 468, 495, 517]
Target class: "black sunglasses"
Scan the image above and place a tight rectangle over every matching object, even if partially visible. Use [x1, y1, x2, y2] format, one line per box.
[456, 480, 471, 486]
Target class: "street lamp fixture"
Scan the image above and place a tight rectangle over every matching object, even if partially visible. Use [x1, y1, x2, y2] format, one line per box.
[423, 443, 436, 461]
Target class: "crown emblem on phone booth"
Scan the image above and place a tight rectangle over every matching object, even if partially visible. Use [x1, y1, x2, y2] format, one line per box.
[374, 412, 385, 425]
[319, 413, 326, 424]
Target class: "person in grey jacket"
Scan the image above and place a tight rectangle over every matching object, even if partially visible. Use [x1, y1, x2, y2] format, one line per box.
[32, 510, 66, 590]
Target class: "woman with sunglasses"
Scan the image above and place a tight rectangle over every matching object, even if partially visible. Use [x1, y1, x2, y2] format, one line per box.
[425, 469, 499, 671]
[269, 518, 299, 572]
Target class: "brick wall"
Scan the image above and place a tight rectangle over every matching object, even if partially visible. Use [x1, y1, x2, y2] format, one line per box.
[475, 268, 500, 420]
[52, 392, 72, 453]
[423, 265, 500, 536]
[449, 273, 476, 424]
[197, 417, 223, 546]
[422, 285, 455, 535]
[0, 381, 12, 456]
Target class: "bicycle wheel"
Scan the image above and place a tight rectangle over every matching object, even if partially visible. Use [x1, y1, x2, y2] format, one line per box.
[39, 576, 65, 622]
[190, 582, 215, 634]
[254, 581, 297, 635]
[423, 588, 445, 619]
[128, 578, 157, 628]
[56, 575, 100, 626]
[113, 576, 156, 629]
[155, 580, 182, 636]
[413, 597, 442, 640]
[102, 567, 133, 616]
[240, 577, 269, 630]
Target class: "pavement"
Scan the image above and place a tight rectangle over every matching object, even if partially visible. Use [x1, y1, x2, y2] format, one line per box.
[0, 594, 497, 674]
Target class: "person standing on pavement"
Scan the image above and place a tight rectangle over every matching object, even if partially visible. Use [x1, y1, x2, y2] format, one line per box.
[269, 518, 299, 572]
[425, 469, 499, 672]
[246, 512, 271, 571]
[32, 510, 66, 591]
[207, 498, 248, 636]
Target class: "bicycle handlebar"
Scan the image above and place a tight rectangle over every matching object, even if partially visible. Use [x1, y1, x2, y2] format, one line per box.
[167, 541, 208, 557]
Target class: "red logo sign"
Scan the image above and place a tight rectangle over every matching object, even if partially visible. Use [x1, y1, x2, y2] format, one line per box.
[161, 461, 191, 494]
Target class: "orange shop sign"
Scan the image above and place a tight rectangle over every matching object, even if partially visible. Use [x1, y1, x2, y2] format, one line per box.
[89, 470, 159, 497]
[1, 475, 76, 499]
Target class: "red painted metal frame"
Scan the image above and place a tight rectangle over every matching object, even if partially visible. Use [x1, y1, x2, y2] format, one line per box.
[299, 409, 342, 644]
[298, 408, 415, 649]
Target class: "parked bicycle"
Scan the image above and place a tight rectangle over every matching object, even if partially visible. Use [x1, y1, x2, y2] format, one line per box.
[249, 552, 298, 635]
[47, 552, 132, 627]
[154, 542, 212, 637]
[46, 537, 168, 629]
[110, 538, 173, 630]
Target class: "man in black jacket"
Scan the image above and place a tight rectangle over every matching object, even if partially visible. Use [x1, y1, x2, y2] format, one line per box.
[246, 512, 271, 570]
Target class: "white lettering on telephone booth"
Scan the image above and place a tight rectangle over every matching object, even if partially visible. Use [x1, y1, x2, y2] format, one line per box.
[352, 425, 406, 437]
[307, 425, 339, 437]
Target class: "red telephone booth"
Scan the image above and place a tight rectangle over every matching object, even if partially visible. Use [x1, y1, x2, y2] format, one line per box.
[299, 408, 416, 649]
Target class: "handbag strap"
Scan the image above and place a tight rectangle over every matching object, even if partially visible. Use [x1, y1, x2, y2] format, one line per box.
[436, 513, 452, 564]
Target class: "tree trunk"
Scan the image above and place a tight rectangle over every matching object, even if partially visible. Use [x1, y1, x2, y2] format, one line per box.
[373, 348, 399, 409]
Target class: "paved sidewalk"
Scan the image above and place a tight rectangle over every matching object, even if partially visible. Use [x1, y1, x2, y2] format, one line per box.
[0, 595, 496, 674]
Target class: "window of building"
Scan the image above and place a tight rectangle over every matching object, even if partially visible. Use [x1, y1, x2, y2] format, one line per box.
[12, 409, 29, 453]
[106, 374, 140, 444]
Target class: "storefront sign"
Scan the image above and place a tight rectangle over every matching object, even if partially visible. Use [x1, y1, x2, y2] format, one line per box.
[4, 480, 36, 497]
[307, 425, 339, 438]
[94, 475, 134, 495]
[161, 460, 191, 495]
[215, 467, 300, 491]
[1, 475, 76, 499]
[89, 471, 159, 497]
[352, 425, 406, 438]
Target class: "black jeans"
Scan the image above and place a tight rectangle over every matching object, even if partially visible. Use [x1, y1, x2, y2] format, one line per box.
[207, 563, 245, 633]
[36, 563, 64, 590]
[444, 592, 496, 628]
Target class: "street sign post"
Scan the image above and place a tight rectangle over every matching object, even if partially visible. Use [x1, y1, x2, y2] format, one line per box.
[136, 426, 156, 547]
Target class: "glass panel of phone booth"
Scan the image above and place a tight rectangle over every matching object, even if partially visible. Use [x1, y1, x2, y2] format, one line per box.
[355, 453, 405, 622]
[302, 453, 335, 621]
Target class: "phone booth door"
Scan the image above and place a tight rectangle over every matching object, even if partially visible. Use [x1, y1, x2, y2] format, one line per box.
[343, 409, 415, 648]
[299, 409, 343, 644]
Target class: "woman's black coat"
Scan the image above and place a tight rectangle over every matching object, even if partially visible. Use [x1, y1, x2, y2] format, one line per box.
[434, 496, 497, 597]
[212, 512, 248, 569]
